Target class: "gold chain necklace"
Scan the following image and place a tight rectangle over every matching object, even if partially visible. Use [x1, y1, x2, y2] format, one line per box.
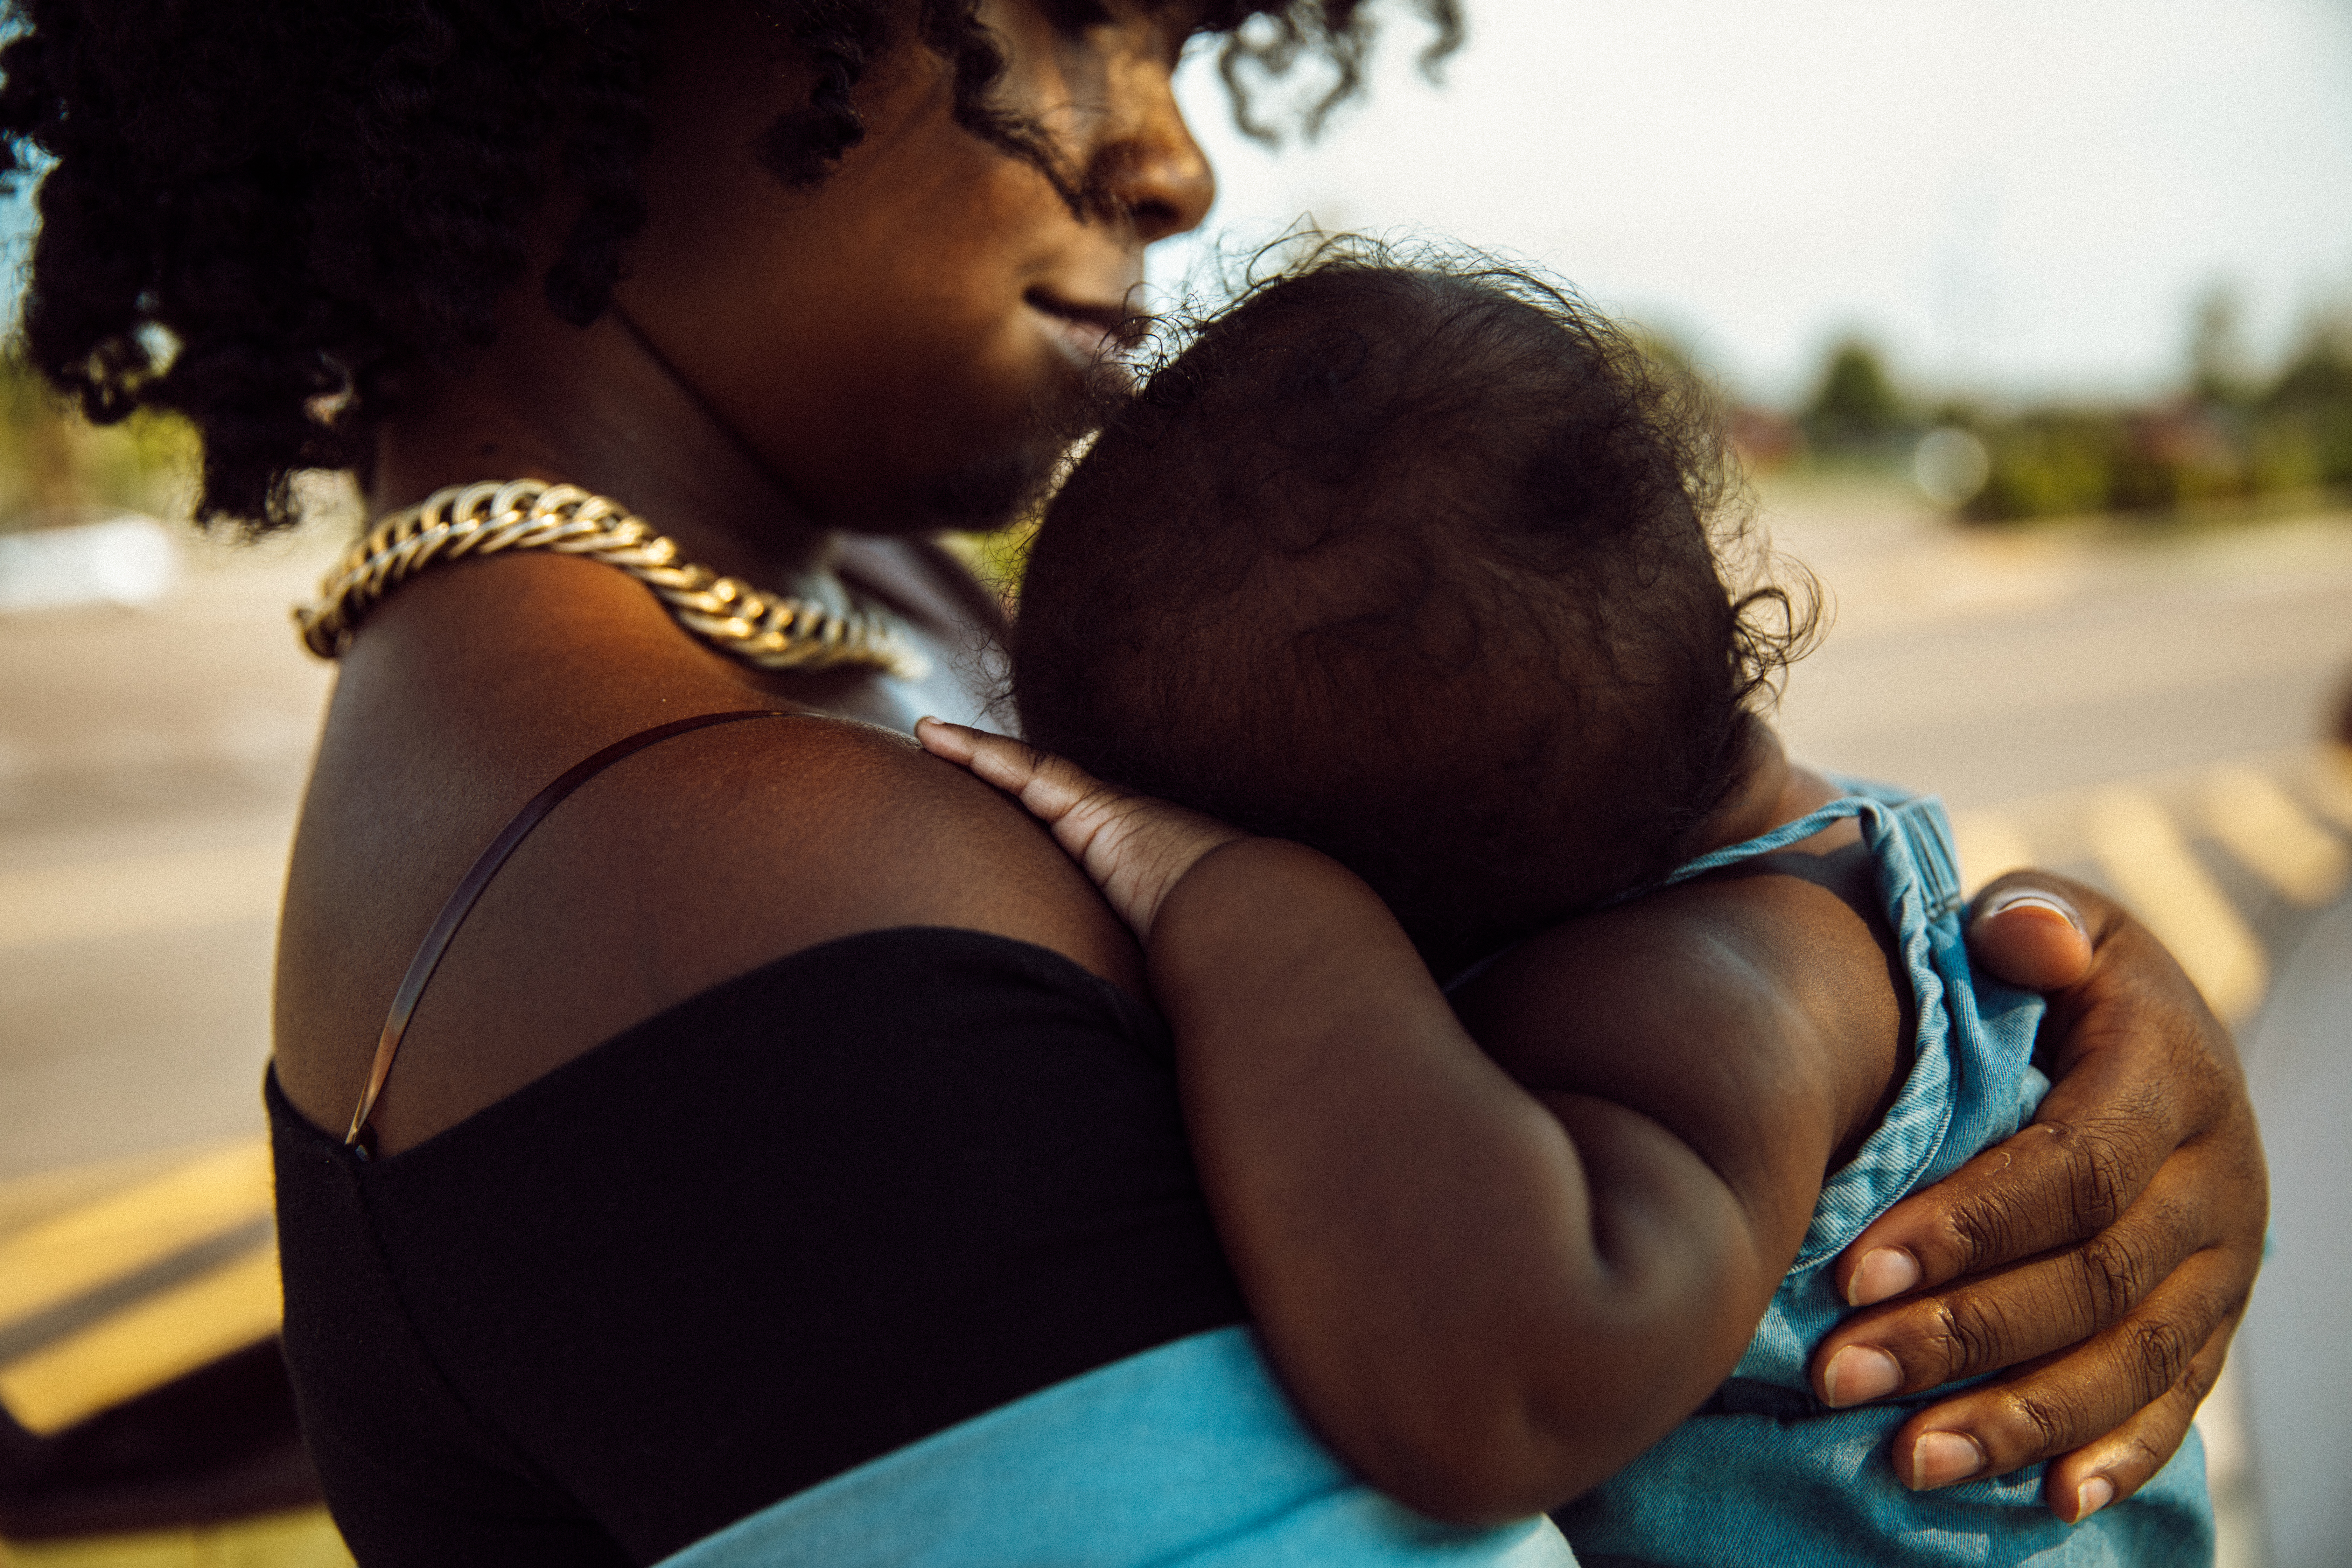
[294, 479, 932, 680]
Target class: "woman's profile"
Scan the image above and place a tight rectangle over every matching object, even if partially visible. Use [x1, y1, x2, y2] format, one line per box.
[0, 1, 2267, 1562]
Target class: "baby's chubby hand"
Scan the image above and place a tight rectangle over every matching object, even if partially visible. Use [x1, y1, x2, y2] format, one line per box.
[916, 720, 1248, 941]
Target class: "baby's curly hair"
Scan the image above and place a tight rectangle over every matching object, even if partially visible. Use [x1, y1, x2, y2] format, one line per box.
[0, 0, 1459, 531]
[1015, 244, 1813, 968]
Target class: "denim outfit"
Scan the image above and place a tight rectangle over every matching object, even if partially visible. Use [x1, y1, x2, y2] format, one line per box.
[1555, 779, 2214, 1567]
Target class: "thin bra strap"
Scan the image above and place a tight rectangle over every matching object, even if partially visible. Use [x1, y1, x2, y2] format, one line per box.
[345, 709, 789, 1154]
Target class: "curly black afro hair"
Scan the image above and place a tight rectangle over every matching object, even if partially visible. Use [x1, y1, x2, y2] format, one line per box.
[0, 0, 1461, 530]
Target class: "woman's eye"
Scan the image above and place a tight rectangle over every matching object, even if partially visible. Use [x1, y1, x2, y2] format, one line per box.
[1038, 0, 1115, 37]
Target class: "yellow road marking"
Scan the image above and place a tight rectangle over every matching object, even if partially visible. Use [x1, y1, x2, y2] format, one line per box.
[1947, 811, 2034, 898]
[0, 1507, 354, 1567]
[0, 1140, 271, 1331]
[0, 844, 284, 951]
[0, 1244, 282, 1436]
[2086, 788, 2269, 1023]
[0, 1147, 209, 1248]
[2200, 766, 2351, 907]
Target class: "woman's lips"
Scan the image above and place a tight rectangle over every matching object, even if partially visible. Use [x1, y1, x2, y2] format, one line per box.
[1027, 290, 1139, 372]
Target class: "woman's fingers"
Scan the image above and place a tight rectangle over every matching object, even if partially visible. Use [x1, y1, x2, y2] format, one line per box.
[1827, 867, 2267, 1515]
[1814, 1116, 2257, 1393]
[916, 719, 1245, 937]
[1967, 884, 2094, 993]
[2037, 1317, 2239, 1523]
[1816, 1141, 2216, 1406]
[1839, 871, 2241, 1308]
[1828, 1059, 2181, 1310]
[1877, 1255, 2244, 1516]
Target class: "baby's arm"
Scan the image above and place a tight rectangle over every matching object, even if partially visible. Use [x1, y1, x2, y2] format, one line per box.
[1158, 845, 1842, 1522]
[916, 720, 1849, 1522]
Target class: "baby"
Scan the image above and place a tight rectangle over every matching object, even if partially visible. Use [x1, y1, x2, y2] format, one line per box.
[919, 250, 2213, 1564]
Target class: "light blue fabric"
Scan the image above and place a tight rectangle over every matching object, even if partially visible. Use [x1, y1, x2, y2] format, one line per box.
[1555, 777, 2213, 1566]
[656, 1324, 1578, 1568]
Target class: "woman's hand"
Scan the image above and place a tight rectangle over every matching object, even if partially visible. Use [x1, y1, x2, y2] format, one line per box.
[915, 719, 1246, 939]
[1812, 873, 2267, 1524]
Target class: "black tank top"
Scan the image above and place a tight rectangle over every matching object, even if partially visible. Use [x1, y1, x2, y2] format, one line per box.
[269, 717, 1247, 1565]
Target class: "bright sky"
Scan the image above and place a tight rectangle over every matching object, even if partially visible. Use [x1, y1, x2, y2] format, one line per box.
[1160, 0, 2352, 406]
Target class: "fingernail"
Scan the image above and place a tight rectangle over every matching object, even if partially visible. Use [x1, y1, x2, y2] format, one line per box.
[2075, 1476, 2115, 1520]
[1822, 1345, 1902, 1407]
[1847, 1246, 1922, 1306]
[1909, 1431, 1987, 1489]
[1982, 890, 2086, 936]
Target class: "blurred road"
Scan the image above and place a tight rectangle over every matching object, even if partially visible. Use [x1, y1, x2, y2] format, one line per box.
[1767, 484, 2352, 811]
[0, 526, 337, 1181]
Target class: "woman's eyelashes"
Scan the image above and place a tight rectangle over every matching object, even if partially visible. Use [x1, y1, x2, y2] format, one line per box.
[1037, 0, 1116, 38]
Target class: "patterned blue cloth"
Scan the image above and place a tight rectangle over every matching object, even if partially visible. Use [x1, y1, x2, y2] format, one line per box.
[1555, 778, 2213, 1566]
[656, 1324, 1578, 1567]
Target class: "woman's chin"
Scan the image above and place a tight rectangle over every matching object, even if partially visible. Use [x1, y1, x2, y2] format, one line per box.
[816, 439, 1066, 538]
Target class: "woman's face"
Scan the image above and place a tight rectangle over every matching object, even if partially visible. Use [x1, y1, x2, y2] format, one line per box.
[616, 0, 1216, 534]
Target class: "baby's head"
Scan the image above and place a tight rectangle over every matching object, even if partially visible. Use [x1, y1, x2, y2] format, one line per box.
[1013, 248, 1799, 970]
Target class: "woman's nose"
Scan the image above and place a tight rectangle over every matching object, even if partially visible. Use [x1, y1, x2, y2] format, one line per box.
[1090, 68, 1216, 244]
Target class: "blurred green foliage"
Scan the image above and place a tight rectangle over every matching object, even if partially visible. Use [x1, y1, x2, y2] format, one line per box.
[0, 353, 200, 530]
[2259, 323, 2352, 488]
[1962, 313, 2352, 523]
[942, 516, 1038, 607]
[1801, 339, 1908, 454]
[1786, 300, 2352, 525]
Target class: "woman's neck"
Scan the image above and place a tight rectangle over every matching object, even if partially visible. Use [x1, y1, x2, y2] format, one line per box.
[370, 294, 836, 590]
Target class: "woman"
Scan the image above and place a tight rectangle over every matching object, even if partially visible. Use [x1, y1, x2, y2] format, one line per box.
[0, 1, 2265, 1562]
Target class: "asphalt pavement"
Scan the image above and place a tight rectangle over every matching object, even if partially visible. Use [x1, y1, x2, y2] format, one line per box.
[0, 524, 337, 1180]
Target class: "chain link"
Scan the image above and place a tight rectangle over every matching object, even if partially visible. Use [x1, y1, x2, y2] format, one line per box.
[294, 479, 932, 680]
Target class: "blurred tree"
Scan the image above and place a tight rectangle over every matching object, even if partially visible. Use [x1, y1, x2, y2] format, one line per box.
[0, 354, 198, 528]
[2187, 284, 2256, 408]
[2260, 313, 2352, 486]
[1800, 338, 1906, 453]
[1629, 324, 1702, 384]
[1965, 411, 2120, 522]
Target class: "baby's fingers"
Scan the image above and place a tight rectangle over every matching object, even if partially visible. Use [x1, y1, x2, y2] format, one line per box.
[917, 719, 1107, 840]
[916, 719, 1245, 937]
[916, 719, 1146, 887]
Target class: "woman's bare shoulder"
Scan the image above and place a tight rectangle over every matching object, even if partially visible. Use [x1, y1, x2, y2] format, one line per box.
[274, 698, 1143, 1156]
[626, 711, 1148, 987]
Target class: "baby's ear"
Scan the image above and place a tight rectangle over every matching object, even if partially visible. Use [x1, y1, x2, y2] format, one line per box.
[1966, 885, 2094, 992]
